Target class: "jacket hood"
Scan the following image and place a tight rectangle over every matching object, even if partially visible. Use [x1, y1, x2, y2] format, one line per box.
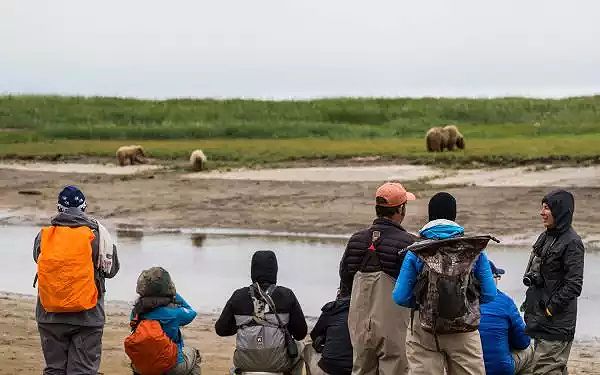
[51, 208, 98, 230]
[321, 296, 350, 314]
[543, 190, 574, 234]
[419, 219, 464, 240]
[251, 250, 278, 285]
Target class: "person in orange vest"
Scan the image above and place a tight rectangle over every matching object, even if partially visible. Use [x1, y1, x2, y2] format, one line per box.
[33, 185, 120, 374]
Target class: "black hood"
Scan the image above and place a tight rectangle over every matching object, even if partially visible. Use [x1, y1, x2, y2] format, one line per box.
[543, 190, 574, 234]
[251, 250, 278, 285]
[321, 296, 350, 314]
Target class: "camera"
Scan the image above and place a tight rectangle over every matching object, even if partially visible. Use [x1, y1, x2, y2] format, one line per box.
[523, 272, 543, 287]
[523, 254, 544, 287]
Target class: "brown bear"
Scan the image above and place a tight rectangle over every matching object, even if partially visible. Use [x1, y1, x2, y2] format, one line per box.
[425, 127, 449, 152]
[189, 149, 207, 171]
[443, 125, 465, 151]
[116, 145, 147, 166]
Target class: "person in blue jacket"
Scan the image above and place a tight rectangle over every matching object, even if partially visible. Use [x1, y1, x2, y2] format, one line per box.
[132, 267, 201, 375]
[393, 192, 496, 375]
[480, 261, 534, 375]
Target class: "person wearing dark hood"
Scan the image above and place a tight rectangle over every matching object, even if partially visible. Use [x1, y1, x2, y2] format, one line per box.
[215, 250, 308, 374]
[522, 190, 585, 375]
[33, 185, 120, 374]
[303, 284, 353, 375]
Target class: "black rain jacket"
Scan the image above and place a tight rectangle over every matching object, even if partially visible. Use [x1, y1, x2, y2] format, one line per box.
[523, 190, 585, 341]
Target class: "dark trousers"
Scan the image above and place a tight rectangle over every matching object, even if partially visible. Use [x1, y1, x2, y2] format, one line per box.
[38, 323, 103, 375]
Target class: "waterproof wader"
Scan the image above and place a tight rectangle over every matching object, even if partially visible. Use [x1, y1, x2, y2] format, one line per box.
[405, 313, 484, 375]
[349, 271, 409, 375]
[38, 323, 103, 375]
[303, 344, 330, 375]
[532, 339, 572, 375]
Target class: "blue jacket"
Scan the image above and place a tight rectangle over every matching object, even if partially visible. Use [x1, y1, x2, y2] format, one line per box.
[133, 294, 197, 364]
[392, 219, 496, 308]
[480, 290, 531, 375]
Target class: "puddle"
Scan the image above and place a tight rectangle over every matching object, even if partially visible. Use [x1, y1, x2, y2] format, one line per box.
[1, 225, 598, 339]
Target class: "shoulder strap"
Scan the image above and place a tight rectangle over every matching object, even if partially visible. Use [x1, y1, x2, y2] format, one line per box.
[360, 230, 382, 272]
[255, 283, 286, 329]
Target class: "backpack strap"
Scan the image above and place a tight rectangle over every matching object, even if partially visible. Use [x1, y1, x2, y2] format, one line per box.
[359, 230, 383, 272]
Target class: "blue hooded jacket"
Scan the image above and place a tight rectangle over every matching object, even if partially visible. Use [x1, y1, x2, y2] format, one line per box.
[480, 289, 531, 375]
[132, 294, 197, 364]
[392, 219, 496, 307]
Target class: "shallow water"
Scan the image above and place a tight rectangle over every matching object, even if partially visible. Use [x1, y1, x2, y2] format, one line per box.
[2, 225, 599, 339]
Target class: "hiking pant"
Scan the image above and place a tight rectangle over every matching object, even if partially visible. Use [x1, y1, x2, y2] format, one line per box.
[38, 323, 103, 375]
[349, 271, 409, 375]
[167, 347, 202, 375]
[531, 339, 572, 375]
[406, 313, 484, 375]
[512, 345, 535, 374]
[303, 344, 330, 375]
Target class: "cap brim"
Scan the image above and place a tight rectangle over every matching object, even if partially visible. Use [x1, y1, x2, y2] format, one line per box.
[405, 192, 416, 201]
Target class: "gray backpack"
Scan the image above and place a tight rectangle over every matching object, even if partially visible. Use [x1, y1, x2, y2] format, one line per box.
[233, 284, 295, 373]
[406, 235, 498, 346]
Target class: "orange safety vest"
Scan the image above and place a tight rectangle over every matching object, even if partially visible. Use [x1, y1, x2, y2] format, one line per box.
[37, 226, 98, 313]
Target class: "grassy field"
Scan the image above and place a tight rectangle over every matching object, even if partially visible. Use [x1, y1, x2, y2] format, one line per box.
[1, 95, 599, 166]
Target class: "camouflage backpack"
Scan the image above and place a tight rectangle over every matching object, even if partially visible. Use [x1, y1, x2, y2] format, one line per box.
[406, 235, 498, 345]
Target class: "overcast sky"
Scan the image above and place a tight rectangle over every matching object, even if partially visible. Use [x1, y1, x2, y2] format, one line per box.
[1, 0, 599, 99]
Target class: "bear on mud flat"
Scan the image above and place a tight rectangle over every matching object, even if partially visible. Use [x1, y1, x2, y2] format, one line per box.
[116, 145, 147, 166]
[443, 124, 465, 151]
[426, 127, 449, 152]
[189, 149, 207, 171]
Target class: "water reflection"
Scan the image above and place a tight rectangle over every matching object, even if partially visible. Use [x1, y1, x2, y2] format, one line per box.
[190, 233, 207, 248]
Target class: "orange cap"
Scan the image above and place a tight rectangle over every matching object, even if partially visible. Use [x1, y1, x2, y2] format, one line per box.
[375, 182, 416, 207]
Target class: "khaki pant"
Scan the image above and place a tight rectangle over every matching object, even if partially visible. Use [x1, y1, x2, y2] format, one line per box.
[512, 345, 535, 375]
[406, 313, 485, 375]
[532, 339, 572, 375]
[303, 344, 330, 375]
[349, 271, 409, 375]
[167, 347, 202, 375]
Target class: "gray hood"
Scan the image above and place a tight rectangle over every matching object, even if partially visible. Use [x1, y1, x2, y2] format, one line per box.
[51, 208, 98, 230]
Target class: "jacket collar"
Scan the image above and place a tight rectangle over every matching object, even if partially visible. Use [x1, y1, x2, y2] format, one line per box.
[372, 217, 407, 232]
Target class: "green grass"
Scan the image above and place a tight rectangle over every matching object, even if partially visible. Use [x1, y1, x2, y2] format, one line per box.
[1, 95, 600, 140]
[1, 136, 599, 167]
[1, 95, 599, 166]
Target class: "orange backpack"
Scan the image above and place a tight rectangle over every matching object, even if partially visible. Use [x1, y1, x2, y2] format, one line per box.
[37, 226, 98, 313]
[124, 318, 178, 375]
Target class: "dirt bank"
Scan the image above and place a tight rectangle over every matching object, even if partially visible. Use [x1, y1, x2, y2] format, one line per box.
[1, 165, 600, 242]
[0, 293, 597, 375]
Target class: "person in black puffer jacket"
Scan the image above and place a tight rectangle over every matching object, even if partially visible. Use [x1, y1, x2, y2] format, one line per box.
[522, 190, 585, 375]
[304, 284, 352, 375]
[339, 182, 418, 375]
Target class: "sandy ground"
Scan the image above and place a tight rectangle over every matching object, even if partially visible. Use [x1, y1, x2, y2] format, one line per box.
[185, 165, 440, 182]
[0, 162, 163, 175]
[1, 163, 600, 242]
[0, 293, 598, 375]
